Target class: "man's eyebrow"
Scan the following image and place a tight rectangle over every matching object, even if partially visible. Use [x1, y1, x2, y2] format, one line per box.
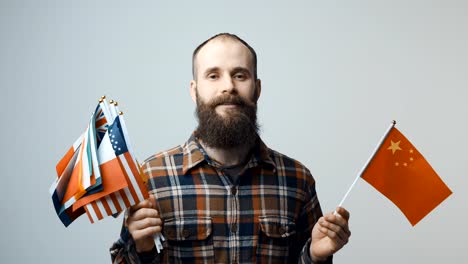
[232, 67, 252, 75]
[203, 67, 220, 75]
[202, 66, 252, 76]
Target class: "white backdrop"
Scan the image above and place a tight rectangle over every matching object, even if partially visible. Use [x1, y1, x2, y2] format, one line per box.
[1, 1, 467, 263]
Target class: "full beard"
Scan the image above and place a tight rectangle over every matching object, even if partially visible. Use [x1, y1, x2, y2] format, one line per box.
[195, 92, 259, 149]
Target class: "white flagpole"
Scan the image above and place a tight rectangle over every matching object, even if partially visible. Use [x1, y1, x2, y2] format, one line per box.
[113, 103, 136, 157]
[108, 99, 118, 120]
[337, 120, 397, 209]
[99, 95, 113, 123]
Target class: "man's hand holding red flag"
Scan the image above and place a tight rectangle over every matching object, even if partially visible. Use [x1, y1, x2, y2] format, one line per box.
[310, 207, 351, 262]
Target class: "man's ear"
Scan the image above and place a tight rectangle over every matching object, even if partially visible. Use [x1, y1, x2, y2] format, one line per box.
[254, 79, 262, 102]
[190, 80, 197, 103]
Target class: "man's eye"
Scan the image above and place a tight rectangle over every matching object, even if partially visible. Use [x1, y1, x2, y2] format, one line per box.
[234, 74, 245, 80]
[208, 74, 218, 79]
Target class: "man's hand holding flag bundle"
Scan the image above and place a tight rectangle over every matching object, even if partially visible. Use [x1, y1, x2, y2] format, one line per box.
[49, 96, 164, 252]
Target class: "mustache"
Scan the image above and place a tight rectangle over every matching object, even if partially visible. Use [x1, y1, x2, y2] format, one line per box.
[206, 94, 254, 108]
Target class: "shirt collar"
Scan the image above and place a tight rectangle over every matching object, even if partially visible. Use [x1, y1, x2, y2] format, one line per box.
[181, 133, 277, 174]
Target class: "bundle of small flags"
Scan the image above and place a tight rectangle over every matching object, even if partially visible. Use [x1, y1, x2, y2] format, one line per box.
[50, 96, 164, 251]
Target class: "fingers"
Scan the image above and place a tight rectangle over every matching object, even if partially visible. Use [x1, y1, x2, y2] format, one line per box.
[132, 226, 162, 241]
[130, 197, 156, 212]
[128, 207, 160, 222]
[129, 207, 158, 220]
[126, 196, 162, 235]
[318, 218, 349, 243]
[330, 207, 351, 234]
[335, 207, 350, 221]
[130, 212, 162, 231]
[126, 196, 158, 222]
[125, 196, 162, 252]
[318, 208, 351, 244]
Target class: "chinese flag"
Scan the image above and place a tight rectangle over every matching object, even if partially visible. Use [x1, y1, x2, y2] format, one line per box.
[361, 127, 452, 226]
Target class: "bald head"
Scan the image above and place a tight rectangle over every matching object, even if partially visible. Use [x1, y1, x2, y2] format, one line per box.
[192, 33, 258, 80]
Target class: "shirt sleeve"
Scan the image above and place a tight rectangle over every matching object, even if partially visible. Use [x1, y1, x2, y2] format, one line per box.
[296, 168, 333, 264]
[109, 216, 161, 264]
[298, 238, 333, 264]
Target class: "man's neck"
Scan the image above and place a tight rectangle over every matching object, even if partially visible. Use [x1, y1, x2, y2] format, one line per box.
[200, 141, 253, 167]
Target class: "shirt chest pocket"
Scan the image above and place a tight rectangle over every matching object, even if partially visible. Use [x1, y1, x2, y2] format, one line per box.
[163, 217, 214, 264]
[257, 215, 297, 263]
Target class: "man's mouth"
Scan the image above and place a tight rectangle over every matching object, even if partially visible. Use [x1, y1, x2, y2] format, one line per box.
[217, 104, 238, 108]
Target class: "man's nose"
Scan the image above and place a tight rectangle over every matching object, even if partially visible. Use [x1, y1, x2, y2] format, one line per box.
[221, 76, 235, 94]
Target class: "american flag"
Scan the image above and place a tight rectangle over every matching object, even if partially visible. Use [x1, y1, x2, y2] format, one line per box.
[83, 116, 148, 223]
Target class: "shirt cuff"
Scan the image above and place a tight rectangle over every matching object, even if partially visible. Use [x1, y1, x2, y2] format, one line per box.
[137, 246, 158, 264]
[300, 238, 333, 264]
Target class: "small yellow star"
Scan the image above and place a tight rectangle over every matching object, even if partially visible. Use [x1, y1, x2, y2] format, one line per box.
[387, 140, 402, 154]
[403, 162, 408, 167]
[409, 149, 414, 154]
[395, 162, 399, 166]
[409, 157, 414, 162]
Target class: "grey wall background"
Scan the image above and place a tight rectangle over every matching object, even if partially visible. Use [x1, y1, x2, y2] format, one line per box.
[1, 0, 467, 263]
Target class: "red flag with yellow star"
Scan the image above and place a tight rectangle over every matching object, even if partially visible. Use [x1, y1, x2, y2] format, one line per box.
[361, 127, 452, 226]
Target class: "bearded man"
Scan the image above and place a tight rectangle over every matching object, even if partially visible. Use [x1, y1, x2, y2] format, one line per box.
[111, 33, 351, 264]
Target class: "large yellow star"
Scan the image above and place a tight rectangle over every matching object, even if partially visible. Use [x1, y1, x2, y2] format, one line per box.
[387, 140, 402, 154]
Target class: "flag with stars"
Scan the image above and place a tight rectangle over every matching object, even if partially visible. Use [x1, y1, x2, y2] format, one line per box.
[361, 127, 452, 225]
[71, 115, 149, 223]
[51, 97, 148, 226]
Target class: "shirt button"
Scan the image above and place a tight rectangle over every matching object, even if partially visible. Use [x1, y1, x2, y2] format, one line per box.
[231, 186, 237, 195]
[181, 229, 191, 238]
[166, 228, 175, 238]
[231, 223, 238, 233]
[278, 226, 287, 236]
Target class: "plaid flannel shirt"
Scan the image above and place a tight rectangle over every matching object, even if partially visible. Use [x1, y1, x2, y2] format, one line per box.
[110, 134, 332, 264]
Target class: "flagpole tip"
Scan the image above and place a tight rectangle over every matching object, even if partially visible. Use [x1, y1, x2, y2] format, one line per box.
[113, 101, 118, 106]
[109, 99, 114, 104]
[119, 111, 123, 115]
[392, 120, 396, 125]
